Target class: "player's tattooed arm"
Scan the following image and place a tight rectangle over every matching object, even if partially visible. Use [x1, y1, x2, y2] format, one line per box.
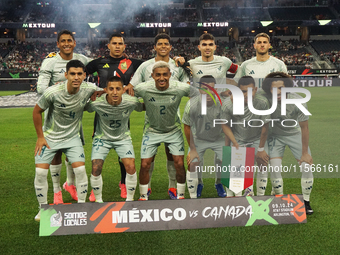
[33, 104, 50, 156]
[173, 56, 185, 66]
[92, 159, 104, 176]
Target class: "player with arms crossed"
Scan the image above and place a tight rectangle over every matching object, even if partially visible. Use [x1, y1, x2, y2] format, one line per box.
[33, 60, 98, 221]
[126, 33, 189, 199]
[221, 76, 271, 196]
[262, 72, 313, 214]
[85, 76, 144, 202]
[86, 33, 143, 200]
[134, 61, 193, 200]
[36, 29, 92, 204]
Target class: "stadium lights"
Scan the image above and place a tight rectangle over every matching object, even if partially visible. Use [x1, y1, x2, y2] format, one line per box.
[88, 23, 101, 28]
[261, 21, 273, 27]
[318, 20, 331, 26]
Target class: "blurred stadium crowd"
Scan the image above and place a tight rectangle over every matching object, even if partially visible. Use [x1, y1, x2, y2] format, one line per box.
[2, 37, 340, 73]
[1, 0, 340, 72]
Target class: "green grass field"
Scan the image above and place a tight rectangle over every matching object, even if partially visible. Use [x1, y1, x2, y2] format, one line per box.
[0, 88, 339, 254]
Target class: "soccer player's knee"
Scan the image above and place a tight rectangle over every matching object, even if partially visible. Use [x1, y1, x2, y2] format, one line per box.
[301, 162, 313, 178]
[141, 160, 151, 171]
[174, 157, 184, 168]
[92, 160, 103, 176]
[270, 158, 282, 179]
[124, 163, 135, 174]
[92, 164, 102, 176]
[73, 165, 87, 182]
[35, 168, 48, 183]
[189, 161, 200, 172]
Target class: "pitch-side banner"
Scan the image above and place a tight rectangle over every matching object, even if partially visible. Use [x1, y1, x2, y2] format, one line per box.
[221, 146, 255, 194]
[40, 195, 306, 236]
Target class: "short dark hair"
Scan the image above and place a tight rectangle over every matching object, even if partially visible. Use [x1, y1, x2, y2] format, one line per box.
[262, 72, 293, 95]
[199, 75, 216, 87]
[199, 33, 215, 43]
[109, 33, 125, 43]
[106, 76, 123, 87]
[238, 76, 256, 87]
[57, 29, 75, 42]
[66, 60, 85, 72]
[254, 32, 270, 43]
[154, 33, 170, 45]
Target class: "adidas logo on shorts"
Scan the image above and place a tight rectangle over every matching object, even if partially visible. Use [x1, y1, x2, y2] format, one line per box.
[126, 150, 133, 155]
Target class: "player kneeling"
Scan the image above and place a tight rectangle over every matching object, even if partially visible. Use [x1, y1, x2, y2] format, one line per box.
[85, 76, 144, 202]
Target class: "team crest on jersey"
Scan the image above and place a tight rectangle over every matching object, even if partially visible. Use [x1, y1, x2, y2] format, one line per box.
[170, 95, 177, 102]
[122, 109, 129, 117]
[120, 62, 127, 70]
[46, 52, 57, 58]
[217, 66, 222, 71]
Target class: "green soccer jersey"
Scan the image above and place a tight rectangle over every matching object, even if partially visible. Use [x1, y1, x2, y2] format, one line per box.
[129, 58, 189, 86]
[37, 81, 97, 143]
[37, 52, 92, 94]
[182, 96, 223, 142]
[134, 80, 191, 134]
[269, 92, 309, 136]
[85, 93, 143, 141]
[234, 56, 288, 88]
[222, 93, 270, 143]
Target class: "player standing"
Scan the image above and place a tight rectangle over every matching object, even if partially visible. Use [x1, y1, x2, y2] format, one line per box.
[234, 33, 288, 196]
[134, 61, 193, 200]
[126, 33, 189, 199]
[33, 60, 98, 221]
[86, 33, 143, 200]
[187, 33, 238, 197]
[36, 29, 92, 204]
[262, 72, 313, 214]
[234, 32, 288, 88]
[85, 76, 144, 202]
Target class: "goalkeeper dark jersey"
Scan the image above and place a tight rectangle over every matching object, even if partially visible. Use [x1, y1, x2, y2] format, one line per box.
[86, 56, 143, 88]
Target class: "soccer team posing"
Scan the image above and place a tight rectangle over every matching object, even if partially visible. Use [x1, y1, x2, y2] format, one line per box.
[33, 30, 314, 221]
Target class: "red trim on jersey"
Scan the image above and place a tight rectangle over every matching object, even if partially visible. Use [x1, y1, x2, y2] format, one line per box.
[228, 63, 238, 73]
